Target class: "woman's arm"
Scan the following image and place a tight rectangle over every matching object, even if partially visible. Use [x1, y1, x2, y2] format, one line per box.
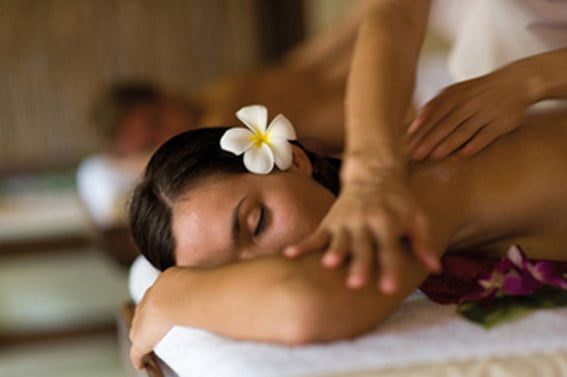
[408, 47, 567, 160]
[286, 0, 439, 292]
[130, 250, 433, 369]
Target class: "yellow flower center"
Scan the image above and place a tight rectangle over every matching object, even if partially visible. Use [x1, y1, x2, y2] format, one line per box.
[250, 130, 271, 148]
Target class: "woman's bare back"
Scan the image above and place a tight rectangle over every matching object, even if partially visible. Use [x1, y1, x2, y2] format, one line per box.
[410, 108, 567, 262]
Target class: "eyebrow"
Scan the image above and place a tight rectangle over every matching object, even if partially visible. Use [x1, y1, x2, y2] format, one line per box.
[231, 196, 247, 244]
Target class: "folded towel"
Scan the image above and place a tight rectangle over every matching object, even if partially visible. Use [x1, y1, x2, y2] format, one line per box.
[156, 296, 567, 377]
[129, 256, 567, 377]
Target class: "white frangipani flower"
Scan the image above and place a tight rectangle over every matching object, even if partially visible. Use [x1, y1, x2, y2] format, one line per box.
[220, 104, 297, 175]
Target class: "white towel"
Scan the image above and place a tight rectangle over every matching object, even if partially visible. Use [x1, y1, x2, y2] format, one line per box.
[129, 256, 567, 377]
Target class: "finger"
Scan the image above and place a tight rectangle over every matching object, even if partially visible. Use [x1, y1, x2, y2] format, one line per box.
[429, 115, 487, 160]
[322, 228, 349, 268]
[459, 125, 499, 157]
[346, 227, 374, 289]
[408, 96, 459, 151]
[407, 118, 421, 134]
[409, 96, 445, 135]
[373, 223, 403, 294]
[284, 230, 329, 257]
[407, 213, 440, 273]
[411, 104, 478, 160]
[130, 346, 146, 370]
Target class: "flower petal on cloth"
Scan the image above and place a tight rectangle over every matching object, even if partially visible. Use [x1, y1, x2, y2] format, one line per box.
[236, 105, 268, 133]
[220, 127, 254, 155]
[243, 144, 274, 175]
[266, 114, 297, 140]
[270, 139, 294, 170]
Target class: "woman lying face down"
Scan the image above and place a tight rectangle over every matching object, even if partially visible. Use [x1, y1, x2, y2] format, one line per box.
[130, 126, 341, 271]
[131, 110, 567, 275]
[128, 107, 567, 370]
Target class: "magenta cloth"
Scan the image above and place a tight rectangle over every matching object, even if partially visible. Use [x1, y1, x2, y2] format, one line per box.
[419, 254, 567, 304]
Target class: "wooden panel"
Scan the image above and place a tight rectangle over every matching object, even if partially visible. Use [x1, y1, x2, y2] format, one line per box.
[0, 0, 262, 171]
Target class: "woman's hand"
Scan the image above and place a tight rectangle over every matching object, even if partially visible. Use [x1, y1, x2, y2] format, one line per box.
[407, 65, 536, 160]
[285, 163, 440, 293]
[129, 273, 174, 370]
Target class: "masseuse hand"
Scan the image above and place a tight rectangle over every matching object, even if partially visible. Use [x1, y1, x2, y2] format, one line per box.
[129, 272, 174, 370]
[407, 65, 533, 160]
[285, 160, 440, 293]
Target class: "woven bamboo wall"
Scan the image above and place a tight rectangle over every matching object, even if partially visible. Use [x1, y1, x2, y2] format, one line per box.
[0, 0, 262, 172]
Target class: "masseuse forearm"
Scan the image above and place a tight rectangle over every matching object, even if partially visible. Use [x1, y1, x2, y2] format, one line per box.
[345, 0, 430, 174]
[156, 253, 431, 345]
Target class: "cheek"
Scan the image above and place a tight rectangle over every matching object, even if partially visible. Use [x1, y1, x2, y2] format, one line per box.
[272, 191, 333, 244]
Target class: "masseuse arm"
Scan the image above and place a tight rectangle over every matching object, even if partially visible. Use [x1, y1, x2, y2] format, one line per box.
[286, 0, 439, 291]
[409, 47, 567, 160]
[129, 251, 433, 369]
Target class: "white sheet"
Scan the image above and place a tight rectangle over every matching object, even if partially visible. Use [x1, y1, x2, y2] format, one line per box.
[129, 256, 567, 377]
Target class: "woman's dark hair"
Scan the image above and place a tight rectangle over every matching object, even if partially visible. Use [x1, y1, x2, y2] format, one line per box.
[129, 127, 340, 271]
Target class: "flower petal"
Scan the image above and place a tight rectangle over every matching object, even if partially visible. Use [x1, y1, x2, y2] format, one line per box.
[493, 257, 515, 275]
[501, 273, 542, 295]
[266, 114, 297, 140]
[220, 127, 254, 155]
[243, 144, 274, 175]
[507, 245, 527, 268]
[269, 139, 294, 171]
[236, 105, 268, 133]
[532, 261, 567, 289]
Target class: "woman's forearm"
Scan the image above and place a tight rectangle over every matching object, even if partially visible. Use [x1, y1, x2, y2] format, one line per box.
[345, 0, 431, 177]
[153, 252, 431, 345]
[155, 257, 311, 344]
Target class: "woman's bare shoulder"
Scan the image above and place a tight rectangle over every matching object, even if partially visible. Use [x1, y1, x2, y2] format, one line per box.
[448, 107, 567, 259]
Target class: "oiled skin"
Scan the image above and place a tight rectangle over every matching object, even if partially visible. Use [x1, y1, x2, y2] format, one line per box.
[410, 109, 567, 262]
[137, 109, 567, 348]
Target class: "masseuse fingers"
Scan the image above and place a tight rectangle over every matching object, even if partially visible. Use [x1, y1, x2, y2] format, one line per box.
[459, 124, 498, 157]
[408, 91, 451, 136]
[412, 102, 481, 160]
[409, 111, 462, 160]
[283, 229, 329, 257]
[322, 228, 349, 268]
[429, 114, 487, 160]
[373, 221, 403, 294]
[407, 212, 440, 273]
[346, 227, 374, 289]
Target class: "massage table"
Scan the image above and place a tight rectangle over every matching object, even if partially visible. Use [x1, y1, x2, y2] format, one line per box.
[76, 115, 567, 377]
[120, 256, 567, 377]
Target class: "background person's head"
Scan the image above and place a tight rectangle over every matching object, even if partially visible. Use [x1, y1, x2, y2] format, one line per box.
[129, 127, 340, 271]
[91, 81, 200, 157]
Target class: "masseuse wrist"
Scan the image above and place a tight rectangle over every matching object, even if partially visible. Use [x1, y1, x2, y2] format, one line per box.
[341, 148, 407, 186]
[503, 58, 552, 105]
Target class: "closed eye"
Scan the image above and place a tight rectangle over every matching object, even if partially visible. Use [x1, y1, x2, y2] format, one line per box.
[254, 206, 266, 237]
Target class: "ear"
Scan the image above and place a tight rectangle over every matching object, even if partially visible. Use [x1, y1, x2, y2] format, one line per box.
[288, 144, 313, 176]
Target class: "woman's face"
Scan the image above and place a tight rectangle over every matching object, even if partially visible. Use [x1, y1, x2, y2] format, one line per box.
[172, 167, 336, 268]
